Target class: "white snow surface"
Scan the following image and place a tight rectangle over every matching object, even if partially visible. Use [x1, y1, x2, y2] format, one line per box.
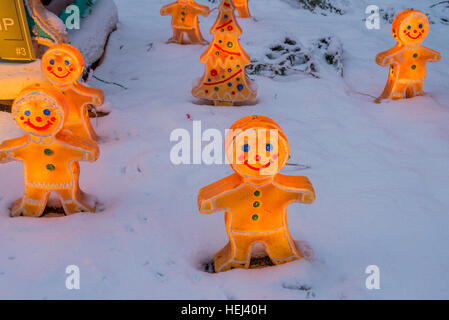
[0, 0, 449, 299]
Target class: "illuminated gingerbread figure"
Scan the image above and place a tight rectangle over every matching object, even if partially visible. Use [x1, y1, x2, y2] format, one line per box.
[198, 116, 316, 272]
[0, 84, 99, 217]
[233, 0, 251, 18]
[375, 9, 441, 102]
[192, 0, 257, 106]
[160, 0, 210, 44]
[41, 44, 105, 140]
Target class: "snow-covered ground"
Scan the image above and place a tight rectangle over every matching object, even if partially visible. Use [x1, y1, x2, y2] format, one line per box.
[0, 0, 449, 299]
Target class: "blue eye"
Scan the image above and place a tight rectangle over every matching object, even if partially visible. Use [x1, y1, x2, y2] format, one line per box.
[64, 60, 70, 65]
[49, 59, 55, 65]
[24, 110, 31, 116]
[43, 109, 51, 116]
[419, 24, 423, 29]
[242, 144, 250, 153]
[266, 143, 273, 152]
[407, 25, 411, 30]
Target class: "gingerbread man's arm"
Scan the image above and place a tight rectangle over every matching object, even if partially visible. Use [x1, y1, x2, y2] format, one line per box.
[0, 136, 29, 163]
[421, 46, 441, 62]
[198, 173, 243, 214]
[192, 2, 210, 17]
[376, 46, 402, 67]
[160, 2, 177, 16]
[56, 131, 99, 162]
[73, 82, 105, 106]
[274, 174, 316, 204]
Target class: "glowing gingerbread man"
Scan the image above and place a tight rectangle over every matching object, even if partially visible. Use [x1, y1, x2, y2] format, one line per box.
[198, 115, 316, 272]
[233, 0, 251, 18]
[375, 9, 441, 102]
[41, 44, 105, 140]
[160, 0, 210, 44]
[0, 84, 99, 217]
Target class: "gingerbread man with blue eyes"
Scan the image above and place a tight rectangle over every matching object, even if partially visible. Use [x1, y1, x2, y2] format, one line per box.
[160, 0, 210, 44]
[41, 44, 104, 140]
[0, 84, 99, 217]
[375, 9, 441, 102]
[198, 116, 316, 273]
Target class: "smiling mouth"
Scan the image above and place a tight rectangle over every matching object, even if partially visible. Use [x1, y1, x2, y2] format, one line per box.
[405, 31, 423, 40]
[244, 160, 271, 171]
[24, 119, 53, 131]
[50, 70, 71, 79]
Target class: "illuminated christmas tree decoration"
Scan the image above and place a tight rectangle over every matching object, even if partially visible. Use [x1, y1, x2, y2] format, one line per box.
[198, 115, 316, 272]
[192, 0, 257, 106]
[233, 0, 251, 18]
[41, 44, 105, 140]
[0, 84, 99, 217]
[160, 0, 210, 44]
[375, 9, 441, 102]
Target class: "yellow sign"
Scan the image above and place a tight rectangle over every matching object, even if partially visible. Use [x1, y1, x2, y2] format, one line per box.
[0, 0, 35, 61]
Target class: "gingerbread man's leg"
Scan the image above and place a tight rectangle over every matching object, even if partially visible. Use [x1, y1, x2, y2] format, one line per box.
[410, 81, 424, 98]
[376, 65, 405, 102]
[263, 228, 302, 265]
[186, 28, 208, 45]
[391, 81, 409, 100]
[413, 81, 424, 96]
[56, 162, 95, 215]
[214, 233, 253, 272]
[376, 74, 399, 102]
[11, 187, 49, 217]
[57, 187, 95, 215]
[168, 28, 185, 44]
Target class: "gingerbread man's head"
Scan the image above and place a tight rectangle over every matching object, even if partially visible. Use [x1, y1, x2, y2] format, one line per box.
[392, 9, 429, 45]
[225, 115, 289, 179]
[12, 84, 67, 137]
[41, 44, 85, 87]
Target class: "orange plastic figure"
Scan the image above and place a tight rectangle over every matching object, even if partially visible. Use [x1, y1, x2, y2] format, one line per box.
[192, 0, 257, 106]
[375, 9, 441, 102]
[0, 84, 99, 217]
[160, 0, 210, 44]
[233, 0, 251, 18]
[198, 115, 316, 272]
[41, 44, 105, 140]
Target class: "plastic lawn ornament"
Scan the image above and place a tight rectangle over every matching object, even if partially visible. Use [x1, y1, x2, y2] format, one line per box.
[41, 43, 104, 141]
[0, 84, 99, 217]
[198, 115, 316, 272]
[233, 0, 251, 18]
[160, 0, 210, 44]
[375, 9, 441, 102]
[192, 0, 257, 106]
